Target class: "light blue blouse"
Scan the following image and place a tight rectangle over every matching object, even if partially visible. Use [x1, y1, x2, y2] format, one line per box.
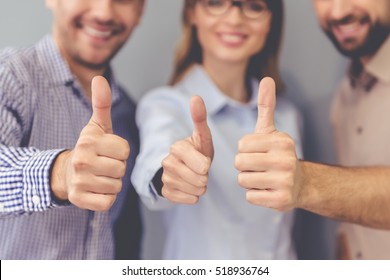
[132, 65, 303, 259]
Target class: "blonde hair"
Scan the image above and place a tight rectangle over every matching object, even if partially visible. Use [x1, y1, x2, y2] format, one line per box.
[170, 0, 285, 93]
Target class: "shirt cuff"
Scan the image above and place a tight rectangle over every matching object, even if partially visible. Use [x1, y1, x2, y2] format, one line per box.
[22, 149, 65, 212]
[151, 167, 164, 197]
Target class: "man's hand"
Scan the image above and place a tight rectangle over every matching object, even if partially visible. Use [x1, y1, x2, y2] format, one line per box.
[51, 76, 130, 211]
[235, 77, 301, 211]
[161, 96, 214, 204]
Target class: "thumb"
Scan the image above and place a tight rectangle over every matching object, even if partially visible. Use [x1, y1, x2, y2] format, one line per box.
[255, 77, 276, 134]
[190, 95, 214, 159]
[90, 76, 113, 134]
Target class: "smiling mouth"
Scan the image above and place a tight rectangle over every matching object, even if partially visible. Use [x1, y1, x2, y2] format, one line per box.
[337, 21, 361, 33]
[218, 33, 247, 44]
[84, 25, 114, 39]
[331, 16, 370, 38]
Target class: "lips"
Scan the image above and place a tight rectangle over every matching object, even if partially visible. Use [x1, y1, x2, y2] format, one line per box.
[84, 25, 113, 40]
[331, 17, 370, 42]
[218, 32, 248, 46]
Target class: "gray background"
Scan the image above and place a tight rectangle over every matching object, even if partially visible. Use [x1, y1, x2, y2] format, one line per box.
[0, 0, 347, 259]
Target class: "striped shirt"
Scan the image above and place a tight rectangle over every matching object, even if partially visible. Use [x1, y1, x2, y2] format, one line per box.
[0, 35, 141, 259]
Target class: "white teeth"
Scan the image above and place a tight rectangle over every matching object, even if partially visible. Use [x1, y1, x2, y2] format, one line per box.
[339, 22, 360, 33]
[220, 34, 245, 43]
[84, 26, 112, 38]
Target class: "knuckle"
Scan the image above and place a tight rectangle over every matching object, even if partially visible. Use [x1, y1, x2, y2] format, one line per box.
[234, 154, 243, 170]
[77, 135, 96, 149]
[99, 196, 116, 212]
[238, 135, 250, 152]
[169, 142, 182, 156]
[71, 155, 88, 172]
[197, 186, 207, 196]
[162, 157, 173, 171]
[237, 173, 248, 187]
[188, 196, 199, 205]
[280, 156, 296, 172]
[123, 144, 131, 159]
[246, 191, 259, 205]
[67, 190, 78, 204]
[198, 174, 208, 187]
[115, 180, 123, 194]
[161, 173, 172, 186]
[161, 185, 171, 199]
[199, 160, 210, 175]
[204, 157, 212, 169]
[118, 162, 127, 177]
[277, 134, 295, 150]
[161, 157, 168, 168]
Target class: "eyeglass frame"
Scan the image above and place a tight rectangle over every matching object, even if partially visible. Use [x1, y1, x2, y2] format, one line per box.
[197, 0, 270, 20]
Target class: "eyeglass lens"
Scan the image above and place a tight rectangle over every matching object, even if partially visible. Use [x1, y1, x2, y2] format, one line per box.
[202, 0, 268, 19]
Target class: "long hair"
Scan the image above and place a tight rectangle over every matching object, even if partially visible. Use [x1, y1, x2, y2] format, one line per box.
[169, 0, 285, 93]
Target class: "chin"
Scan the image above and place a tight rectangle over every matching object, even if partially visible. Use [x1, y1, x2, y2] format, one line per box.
[326, 23, 390, 59]
[75, 56, 110, 70]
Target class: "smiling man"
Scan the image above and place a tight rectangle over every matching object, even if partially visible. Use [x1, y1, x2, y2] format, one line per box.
[0, 0, 144, 259]
[314, 0, 390, 260]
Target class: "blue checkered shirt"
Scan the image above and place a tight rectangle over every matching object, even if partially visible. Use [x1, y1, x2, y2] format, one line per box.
[0, 35, 141, 259]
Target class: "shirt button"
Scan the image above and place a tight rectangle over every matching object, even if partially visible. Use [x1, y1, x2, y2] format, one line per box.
[0, 203, 4, 211]
[32, 195, 41, 205]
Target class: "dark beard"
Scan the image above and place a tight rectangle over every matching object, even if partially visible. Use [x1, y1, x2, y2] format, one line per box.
[325, 21, 390, 59]
[74, 56, 110, 71]
[72, 42, 124, 71]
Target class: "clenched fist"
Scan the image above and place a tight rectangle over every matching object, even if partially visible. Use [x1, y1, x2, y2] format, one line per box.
[161, 96, 214, 204]
[51, 76, 130, 211]
[235, 77, 302, 211]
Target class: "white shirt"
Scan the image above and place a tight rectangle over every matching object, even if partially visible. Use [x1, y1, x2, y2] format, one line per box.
[132, 65, 303, 259]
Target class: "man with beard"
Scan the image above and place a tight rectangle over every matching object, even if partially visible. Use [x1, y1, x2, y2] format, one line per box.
[313, 0, 390, 260]
[234, 0, 390, 259]
[0, 0, 144, 259]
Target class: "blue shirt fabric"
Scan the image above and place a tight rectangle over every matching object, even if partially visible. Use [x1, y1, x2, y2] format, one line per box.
[132, 65, 303, 259]
[0, 35, 142, 259]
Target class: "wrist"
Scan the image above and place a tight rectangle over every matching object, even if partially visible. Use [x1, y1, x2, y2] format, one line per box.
[295, 159, 309, 209]
[50, 150, 71, 201]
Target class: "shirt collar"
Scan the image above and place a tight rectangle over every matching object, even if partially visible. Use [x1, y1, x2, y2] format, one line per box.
[348, 35, 390, 91]
[35, 34, 120, 104]
[349, 61, 378, 92]
[365, 35, 390, 83]
[177, 64, 258, 116]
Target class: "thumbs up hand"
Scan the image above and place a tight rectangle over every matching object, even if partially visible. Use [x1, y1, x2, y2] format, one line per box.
[161, 96, 214, 204]
[235, 77, 301, 212]
[51, 76, 130, 211]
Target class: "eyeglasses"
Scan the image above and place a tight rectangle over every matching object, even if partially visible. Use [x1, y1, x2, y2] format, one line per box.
[199, 0, 269, 20]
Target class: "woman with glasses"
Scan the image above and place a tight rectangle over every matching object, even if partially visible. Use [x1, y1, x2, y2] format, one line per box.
[132, 0, 303, 259]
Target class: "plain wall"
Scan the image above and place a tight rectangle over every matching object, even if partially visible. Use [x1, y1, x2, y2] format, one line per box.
[0, 0, 348, 259]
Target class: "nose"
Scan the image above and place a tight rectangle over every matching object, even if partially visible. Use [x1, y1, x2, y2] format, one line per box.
[90, 0, 115, 23]
[223, 4, 245, 25]
[329, 0, 353, 20]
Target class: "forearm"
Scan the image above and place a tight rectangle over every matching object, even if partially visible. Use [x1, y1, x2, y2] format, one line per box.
[297, 161, 390, 229]
[131, 91, 190, 210]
